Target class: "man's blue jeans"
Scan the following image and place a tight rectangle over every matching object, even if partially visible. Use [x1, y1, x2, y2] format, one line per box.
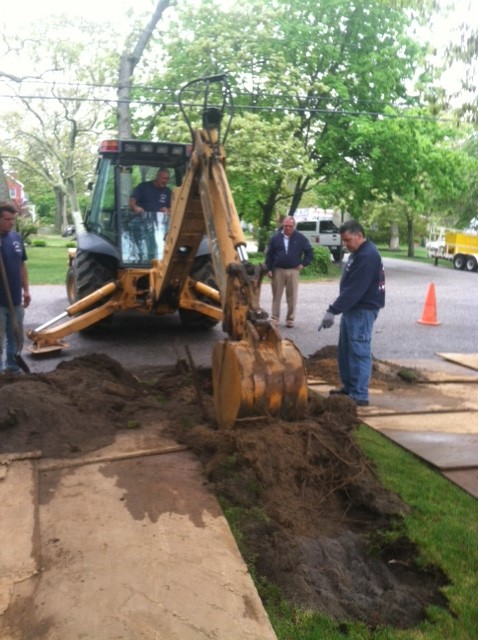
[0, 305, 24, 372]
[337, 308, 379, 402]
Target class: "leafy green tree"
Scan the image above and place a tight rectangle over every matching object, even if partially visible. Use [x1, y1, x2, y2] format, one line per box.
[143, 0, 430, 237]
[344, 111, 475, 254]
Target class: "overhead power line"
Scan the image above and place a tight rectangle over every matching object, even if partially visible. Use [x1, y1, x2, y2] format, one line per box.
[0, 92, 457, 123]
[3, 77, 417, 108]
[0, 76, 440, 105]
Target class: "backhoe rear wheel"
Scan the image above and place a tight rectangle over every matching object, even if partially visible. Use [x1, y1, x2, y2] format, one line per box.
[179, 255, 220, 330]
[74, 249, 117, 300]
[66, 266, 75, 305]
[73, 249, 117, 332]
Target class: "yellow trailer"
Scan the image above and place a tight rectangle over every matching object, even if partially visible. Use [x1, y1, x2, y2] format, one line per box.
[444, 231, 478, 271]
[429, 230, 478, 271]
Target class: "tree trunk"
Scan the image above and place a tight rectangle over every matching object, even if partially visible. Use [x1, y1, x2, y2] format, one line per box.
[54, 187, 67, 232]
[117, 0, 171, 139]
[0, 157, 10, 202]
[67, 178, 80, 215]
[118, 54, 134, 140]
[258, 178, 282, 251]
[389, 222, 399, 251]
[407, 215, 414, 257]
[288, 175, 310, 216]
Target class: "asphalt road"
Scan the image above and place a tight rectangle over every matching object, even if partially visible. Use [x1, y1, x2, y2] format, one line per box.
[23, 257, 478, 374]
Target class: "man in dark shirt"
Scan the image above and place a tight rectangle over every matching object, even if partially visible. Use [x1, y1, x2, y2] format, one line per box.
[129, 169, 172, 215]
[319, 219, 385, 406]
[128, 169, 172, 262]
[265, 216, 313, 328]
[0, 203, 30, 373]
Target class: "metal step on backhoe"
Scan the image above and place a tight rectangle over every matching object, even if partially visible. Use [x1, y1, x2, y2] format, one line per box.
[27, 74, 308, 428]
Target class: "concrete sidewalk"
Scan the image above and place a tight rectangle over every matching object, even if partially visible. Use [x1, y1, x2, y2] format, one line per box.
[0, 431, 277, 640]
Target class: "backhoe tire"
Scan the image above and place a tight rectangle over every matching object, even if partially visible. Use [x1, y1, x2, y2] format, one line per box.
[73, 250, 117, 333]
[66, 266, 75, 305]
[179, 256, 220, 330]
[74, 249, 116, 300]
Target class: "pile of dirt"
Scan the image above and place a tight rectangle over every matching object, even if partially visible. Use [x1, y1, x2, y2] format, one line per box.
[0, 350, 449, 630]
[0, 354, 160, 457]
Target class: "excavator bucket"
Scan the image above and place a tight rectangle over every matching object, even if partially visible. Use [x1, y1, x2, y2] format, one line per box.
[212, 321, 308, 429]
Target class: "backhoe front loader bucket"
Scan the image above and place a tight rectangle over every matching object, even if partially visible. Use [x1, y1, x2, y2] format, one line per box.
[212, 321, 308, 429]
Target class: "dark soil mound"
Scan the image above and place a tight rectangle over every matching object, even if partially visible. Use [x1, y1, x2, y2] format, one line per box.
[0, 350, 450, 629]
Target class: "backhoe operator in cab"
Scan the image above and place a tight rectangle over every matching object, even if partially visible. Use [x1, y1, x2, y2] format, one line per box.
[129, 168, 172, 216]
[128, 169, 172, 262]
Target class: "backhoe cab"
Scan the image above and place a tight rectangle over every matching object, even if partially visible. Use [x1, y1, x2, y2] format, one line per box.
[27, 74, 307, 428]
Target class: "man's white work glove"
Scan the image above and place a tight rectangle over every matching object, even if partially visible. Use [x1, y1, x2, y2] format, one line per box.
[319, 311, 335, 331]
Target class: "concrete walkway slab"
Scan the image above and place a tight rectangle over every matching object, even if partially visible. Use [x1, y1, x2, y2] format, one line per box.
[0, 446, 277, 640]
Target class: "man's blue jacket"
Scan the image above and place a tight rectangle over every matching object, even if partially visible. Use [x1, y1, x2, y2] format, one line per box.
[265, 230, 313, 271]
[328, 240, 385, 315]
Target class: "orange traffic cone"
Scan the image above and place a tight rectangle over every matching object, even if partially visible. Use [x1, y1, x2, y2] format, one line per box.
[417, 283, 441, 326]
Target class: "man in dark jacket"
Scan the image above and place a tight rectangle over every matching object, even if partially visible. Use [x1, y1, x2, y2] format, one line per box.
[319, 219, 385, 406]
[0, 203, 30, 373]
[265, 216, 313, 328]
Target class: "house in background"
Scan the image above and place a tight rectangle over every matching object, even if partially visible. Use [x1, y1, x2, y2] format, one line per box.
[6, 173, 26, 209]
[5, 173, 35, 219]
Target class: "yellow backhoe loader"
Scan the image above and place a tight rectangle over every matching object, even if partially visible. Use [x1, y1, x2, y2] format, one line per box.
[27, 74, 308, 428]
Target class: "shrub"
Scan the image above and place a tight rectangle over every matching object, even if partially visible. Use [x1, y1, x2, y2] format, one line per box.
[16, 216, 39, 244]
[302, 246, 330, 276]
[31, 239, 47, 247]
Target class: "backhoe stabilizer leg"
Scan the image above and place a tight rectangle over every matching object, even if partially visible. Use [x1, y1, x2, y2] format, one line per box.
[27, 282, 119, 354]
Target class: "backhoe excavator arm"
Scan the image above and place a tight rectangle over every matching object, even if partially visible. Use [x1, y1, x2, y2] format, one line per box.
[174, 75, 308, 428]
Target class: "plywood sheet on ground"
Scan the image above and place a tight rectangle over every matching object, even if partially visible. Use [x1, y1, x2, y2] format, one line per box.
[0, 451, 277, 640]
[437, 353, 478, 371]
[0, 461, 37, 616]
[377, 429, 478, 471]
[364, 411, 478, 434]
[386, 358, 478, 379]
[315, 382, 478, 415]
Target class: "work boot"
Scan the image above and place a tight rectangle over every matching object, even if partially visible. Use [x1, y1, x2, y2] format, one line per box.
[329, 387, 348, 396]
[354, 399, 369, 407]
[350, 396, 369, 406]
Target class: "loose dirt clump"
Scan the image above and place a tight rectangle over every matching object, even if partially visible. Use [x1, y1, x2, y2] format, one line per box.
[0, 350, 449, 630]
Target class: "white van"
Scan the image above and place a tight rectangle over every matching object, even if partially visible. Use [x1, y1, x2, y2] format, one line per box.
[296, 219, 343, 262]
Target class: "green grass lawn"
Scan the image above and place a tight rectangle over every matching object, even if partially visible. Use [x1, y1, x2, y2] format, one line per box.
[26, 236, 75, 285]
[377, 245, 453, 269]
[266, 426, 478, 640]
